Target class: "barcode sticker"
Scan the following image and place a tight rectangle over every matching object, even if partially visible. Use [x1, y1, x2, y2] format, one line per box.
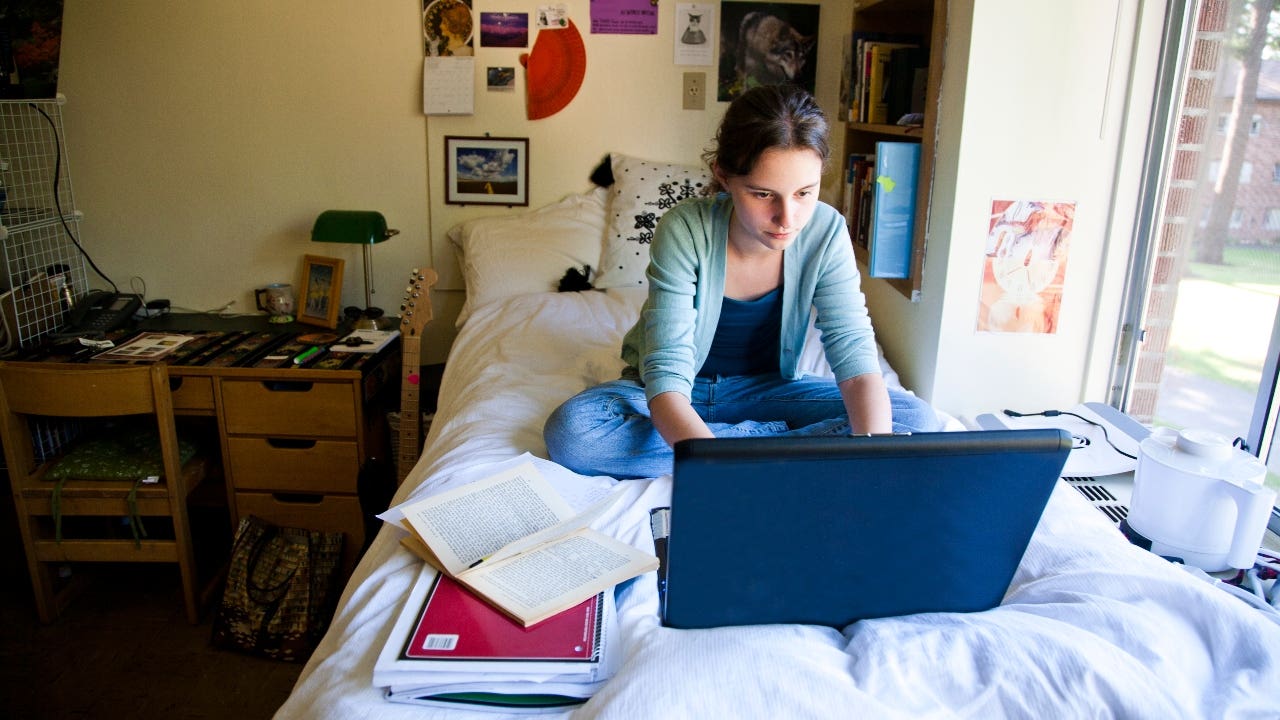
[422, 634, 458, 651]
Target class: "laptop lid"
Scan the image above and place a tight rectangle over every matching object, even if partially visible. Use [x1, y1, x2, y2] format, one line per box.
[661, 429, 1071, 629]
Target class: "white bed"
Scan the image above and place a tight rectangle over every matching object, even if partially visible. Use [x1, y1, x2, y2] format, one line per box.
[276, 160, 1280, 719]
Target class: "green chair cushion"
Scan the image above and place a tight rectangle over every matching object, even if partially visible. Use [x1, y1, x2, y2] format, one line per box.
[46, 424, 199, 482]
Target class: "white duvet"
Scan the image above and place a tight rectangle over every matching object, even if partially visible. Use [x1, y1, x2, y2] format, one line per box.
[276, 288, 1280, 720]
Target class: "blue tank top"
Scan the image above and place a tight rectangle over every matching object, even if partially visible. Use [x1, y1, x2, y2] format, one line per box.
[698, 287, 782, 378]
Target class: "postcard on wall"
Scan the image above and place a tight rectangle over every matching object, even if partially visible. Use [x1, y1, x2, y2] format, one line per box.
[675, 4, 716, 65]
[479, 12, 527, 48]
[976, 199, 1076, 335]
[591, 0, 658, 35]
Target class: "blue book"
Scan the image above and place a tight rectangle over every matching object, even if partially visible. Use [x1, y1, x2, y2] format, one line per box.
[867, 141, 921, 279]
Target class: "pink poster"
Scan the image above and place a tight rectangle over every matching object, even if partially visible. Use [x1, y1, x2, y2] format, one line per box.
[977, 200, 1075, 334]
[591, 0, 660, 34]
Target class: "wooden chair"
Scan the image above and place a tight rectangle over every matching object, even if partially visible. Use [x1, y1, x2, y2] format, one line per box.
[0, 361, 207, 623]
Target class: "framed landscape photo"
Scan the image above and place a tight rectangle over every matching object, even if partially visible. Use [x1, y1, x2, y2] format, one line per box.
[298, 254, 345, 328]
[445, 136, 529, 206]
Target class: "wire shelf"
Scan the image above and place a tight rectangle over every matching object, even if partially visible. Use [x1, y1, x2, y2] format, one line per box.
[0, 95, 88, 350]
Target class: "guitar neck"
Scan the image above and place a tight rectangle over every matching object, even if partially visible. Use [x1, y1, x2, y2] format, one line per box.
[398, 338, 423, 482]
[397, 266, 437, 484]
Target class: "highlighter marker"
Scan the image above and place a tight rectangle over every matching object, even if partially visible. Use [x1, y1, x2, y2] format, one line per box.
[292, 345, 321, 365]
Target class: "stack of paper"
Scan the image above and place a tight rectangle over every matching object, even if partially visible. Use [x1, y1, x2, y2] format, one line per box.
[374, 564, 618, 712]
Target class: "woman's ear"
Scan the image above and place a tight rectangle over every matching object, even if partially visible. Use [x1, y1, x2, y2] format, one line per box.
[711, 162, 729, 188]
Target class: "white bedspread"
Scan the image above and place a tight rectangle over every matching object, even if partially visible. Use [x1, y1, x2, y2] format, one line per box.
[276, 289, 1280, 719]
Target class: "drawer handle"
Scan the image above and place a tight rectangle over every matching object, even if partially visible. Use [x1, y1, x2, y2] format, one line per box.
[169, 377, 185, 392]
[265, 438, 318, 450]
[271, 492, 324, 505]
[261, 380, 314, 392]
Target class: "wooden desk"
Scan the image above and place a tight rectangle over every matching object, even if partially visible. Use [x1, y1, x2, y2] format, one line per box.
[16, 317, 400, 576]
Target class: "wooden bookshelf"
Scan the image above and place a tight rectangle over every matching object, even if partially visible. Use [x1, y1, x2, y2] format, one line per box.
[844, 0, 947, 301]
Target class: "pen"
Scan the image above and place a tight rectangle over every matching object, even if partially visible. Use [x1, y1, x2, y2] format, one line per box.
[292, 345, 321, 365]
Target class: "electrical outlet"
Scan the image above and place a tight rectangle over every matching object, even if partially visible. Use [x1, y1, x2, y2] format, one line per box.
[683, 72, 706, 111]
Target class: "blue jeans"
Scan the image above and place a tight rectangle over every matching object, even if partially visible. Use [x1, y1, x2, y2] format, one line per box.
[543, 374, 942, 479]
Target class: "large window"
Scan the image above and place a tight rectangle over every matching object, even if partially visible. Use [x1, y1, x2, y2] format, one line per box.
[1113, 0, 1280, 530]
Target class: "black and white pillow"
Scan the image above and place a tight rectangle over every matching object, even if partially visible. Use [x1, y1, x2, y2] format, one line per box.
[595, 153, 711, 289]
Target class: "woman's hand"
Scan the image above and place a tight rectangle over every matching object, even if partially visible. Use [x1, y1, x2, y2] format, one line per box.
[649, 391, 716, 447]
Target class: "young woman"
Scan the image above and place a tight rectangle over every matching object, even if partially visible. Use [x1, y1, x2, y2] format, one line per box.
[544, 84, 940, 478]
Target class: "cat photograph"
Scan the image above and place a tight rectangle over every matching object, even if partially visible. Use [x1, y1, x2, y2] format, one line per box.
[718, 2, 819, 101]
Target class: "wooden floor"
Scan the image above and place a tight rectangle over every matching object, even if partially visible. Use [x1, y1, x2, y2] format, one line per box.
[0, 491, 306, 720]
[0, 561, 306, 720]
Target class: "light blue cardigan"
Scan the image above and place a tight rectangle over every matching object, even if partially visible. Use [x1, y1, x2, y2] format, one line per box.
[620, 194, 882, 402]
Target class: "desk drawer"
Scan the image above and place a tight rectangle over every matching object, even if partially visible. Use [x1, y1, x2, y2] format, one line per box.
[169, 376, 215, 412]
[220, 378, 357, 436]
[234, 490, 363, 576]
[226, 436, 360, 494]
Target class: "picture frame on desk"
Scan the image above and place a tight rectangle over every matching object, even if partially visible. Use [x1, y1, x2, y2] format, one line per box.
[444, 136, 528, 206]
[298, 254, 345, 328]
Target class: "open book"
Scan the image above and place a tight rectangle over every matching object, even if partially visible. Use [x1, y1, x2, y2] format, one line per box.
[397, 461, 658, 627]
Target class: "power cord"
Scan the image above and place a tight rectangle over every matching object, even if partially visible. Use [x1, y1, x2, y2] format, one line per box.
[28, 101, 120, 295]
[1003, 408, 1138, 460]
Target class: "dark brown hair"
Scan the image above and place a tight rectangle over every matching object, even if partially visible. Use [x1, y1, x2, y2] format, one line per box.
[702, 84, 830, 192]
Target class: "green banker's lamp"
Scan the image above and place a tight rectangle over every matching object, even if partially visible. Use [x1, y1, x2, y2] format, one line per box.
[311, 210, 400, 330]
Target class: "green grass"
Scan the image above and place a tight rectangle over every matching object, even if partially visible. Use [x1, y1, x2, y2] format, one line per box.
[1184, 245, 1280, 289]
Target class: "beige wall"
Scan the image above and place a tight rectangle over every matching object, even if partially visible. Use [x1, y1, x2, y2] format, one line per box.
[55, 0, 1169, 418]
[57, 0, 851, 365]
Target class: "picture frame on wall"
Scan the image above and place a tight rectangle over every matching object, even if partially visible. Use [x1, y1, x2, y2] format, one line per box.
[298, 254, 345, 328]
[444, 136, 529, 206]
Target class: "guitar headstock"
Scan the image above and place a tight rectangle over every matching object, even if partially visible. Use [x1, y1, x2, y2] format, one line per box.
[400, 267, 439, 338]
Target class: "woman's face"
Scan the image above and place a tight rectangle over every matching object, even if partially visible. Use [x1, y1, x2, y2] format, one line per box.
[717, 147, 823, 254]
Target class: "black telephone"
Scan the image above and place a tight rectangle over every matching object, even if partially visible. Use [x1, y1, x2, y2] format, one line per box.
[57, 291, 142, 337]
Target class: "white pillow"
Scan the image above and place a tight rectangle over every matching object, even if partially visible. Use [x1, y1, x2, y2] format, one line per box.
[447, 187, 607, 326]
[595, 153, 712, 289]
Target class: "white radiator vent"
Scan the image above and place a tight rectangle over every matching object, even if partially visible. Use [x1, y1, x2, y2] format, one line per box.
[1063, 475, 1130, 525]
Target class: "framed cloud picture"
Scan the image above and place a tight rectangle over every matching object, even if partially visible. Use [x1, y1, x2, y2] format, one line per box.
[445, 136, 529, 206]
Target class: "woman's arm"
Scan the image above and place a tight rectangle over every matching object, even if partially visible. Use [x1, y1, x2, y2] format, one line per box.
[839, 372, 892, 434]
[649, 390, 716, 446]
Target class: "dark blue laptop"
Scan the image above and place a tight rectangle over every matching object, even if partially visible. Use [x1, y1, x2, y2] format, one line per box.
[661, 429, 1072, 629]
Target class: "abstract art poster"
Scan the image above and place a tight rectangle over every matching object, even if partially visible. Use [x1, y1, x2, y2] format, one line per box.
[976, 199, 1075, 334]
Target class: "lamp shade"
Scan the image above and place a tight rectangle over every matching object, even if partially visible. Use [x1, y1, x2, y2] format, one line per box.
[311, 210, 398, 245]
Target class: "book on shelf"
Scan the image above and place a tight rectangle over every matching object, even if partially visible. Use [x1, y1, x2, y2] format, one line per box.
[843, 153, 876, 251]
[395, 460, 658, 627]
[375, 563, 618, 712]
[887, 46, 929, 124]
[867, 141, 921, 279]
[849, 33, 921, 123]
[866, 41, 919, 124]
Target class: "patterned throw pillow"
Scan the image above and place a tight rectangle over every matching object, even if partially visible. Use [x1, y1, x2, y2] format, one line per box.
[594, 153, 712, 289]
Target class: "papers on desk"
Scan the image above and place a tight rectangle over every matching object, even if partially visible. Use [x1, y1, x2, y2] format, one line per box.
[91, 332, 195, 361]
[334, 329, 398, 354]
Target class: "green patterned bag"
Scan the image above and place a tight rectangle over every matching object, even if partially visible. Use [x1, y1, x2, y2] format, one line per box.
[210, 515, 344, 662]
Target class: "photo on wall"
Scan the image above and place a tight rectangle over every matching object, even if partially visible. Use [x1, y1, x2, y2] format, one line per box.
[717, 2, 819, 102]
[976, 200, 1075, 335]
[444, 136, 528, 206]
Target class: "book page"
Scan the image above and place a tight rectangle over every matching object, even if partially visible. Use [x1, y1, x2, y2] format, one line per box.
[400, 462, 575, 575]
[461, 528, 659, 626]
[483, 484, 628, 566]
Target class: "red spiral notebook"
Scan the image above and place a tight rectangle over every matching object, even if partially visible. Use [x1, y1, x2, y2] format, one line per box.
[404, 572, 604, 664]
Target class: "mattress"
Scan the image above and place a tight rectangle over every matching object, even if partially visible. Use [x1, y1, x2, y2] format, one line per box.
[275, 287, 1280, 719]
